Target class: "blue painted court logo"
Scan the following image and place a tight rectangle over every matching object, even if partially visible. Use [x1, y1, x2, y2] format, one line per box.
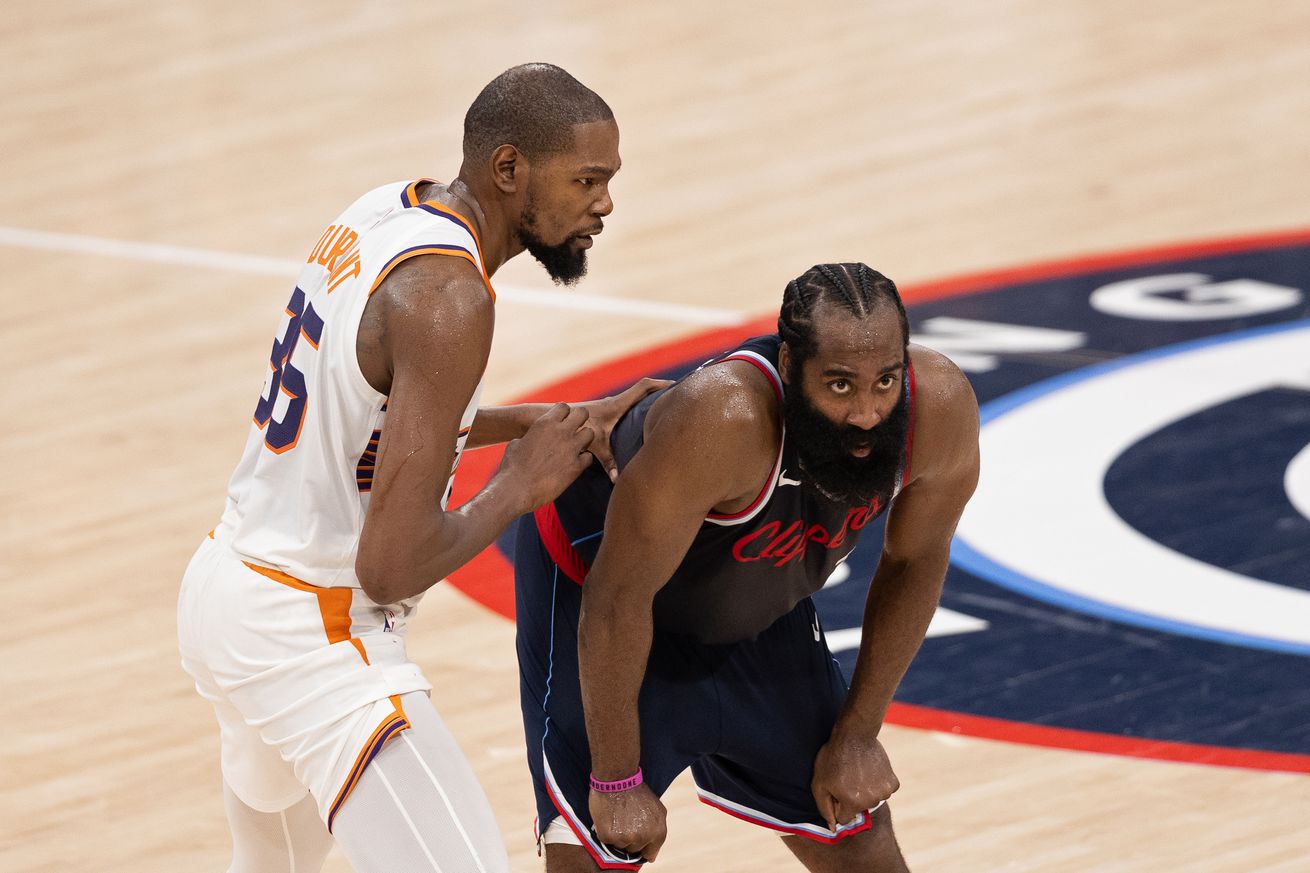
[816, 233, 1310, 770]
[452, 231, 1310, 772]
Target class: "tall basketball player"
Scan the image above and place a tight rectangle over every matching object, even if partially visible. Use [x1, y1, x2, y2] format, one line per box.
[177, 64, 658, 873]
[515, 264, 981, 872]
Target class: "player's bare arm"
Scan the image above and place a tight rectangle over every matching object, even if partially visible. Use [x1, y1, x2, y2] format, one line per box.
[467, 377, 671, 479]
[578, 362, 779, 860]
[811, 344, 980, 829]
[354, 256, 593, 604]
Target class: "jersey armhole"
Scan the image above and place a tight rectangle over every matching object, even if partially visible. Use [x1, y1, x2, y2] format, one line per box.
[368, 245, 496, 302]
[704, 352, 786, 527]
[890, 362, 918, 498]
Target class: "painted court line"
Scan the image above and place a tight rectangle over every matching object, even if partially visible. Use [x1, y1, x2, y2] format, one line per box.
[0, 225, 747, 326]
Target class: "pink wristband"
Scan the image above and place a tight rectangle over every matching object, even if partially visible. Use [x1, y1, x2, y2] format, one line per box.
[589, 768, 644, 793]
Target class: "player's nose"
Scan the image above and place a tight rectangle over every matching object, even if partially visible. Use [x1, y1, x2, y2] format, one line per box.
[846, 395, 882, 430]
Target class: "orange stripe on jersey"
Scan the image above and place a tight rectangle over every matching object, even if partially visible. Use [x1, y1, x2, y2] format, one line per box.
[402, 178, 487, 256]
[415, 200, 489, 273]
[349, 638, 369, 662]
[401, 178, 430, 209]
[326, 702, 410, 832]
[241, 561, 353, 645]
[367, 245, 496, 302]
[400, 179, 495, 293]
[319, 589, 353, 645]
[238, 562, 410, 835]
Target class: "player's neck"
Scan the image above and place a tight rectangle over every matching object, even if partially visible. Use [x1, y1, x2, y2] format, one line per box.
[419, 179, 513, 275]
[442, 178, 487, 231]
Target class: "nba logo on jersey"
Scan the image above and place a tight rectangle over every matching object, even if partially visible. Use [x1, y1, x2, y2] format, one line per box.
[383, 609, 397, 632]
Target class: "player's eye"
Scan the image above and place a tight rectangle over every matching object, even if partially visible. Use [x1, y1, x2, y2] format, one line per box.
[878, 373, 898, 389]
[830, 379, 851, 394]
[577, 178, 595, 188]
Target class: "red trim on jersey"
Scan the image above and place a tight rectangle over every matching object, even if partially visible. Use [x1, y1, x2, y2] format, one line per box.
[902, 362, 917, 483]
[715, 351, 784, 396]
[697, 793, 874, 844]
[447, 226, 1310, 777]
[541, 773, 643, 870]
[534, 502, 589, 586]
[706, 353, 784, 522]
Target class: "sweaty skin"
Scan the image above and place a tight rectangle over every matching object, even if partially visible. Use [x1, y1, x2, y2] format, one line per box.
[349, 120, 664, 606]
[573, 302, 980, 866]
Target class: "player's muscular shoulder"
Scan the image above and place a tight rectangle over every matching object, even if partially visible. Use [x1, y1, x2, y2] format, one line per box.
[905, 344, 980, 482]
[642, 359, 780, 510]
[649, 361, 777, 443]
[357, 255, 494, 396]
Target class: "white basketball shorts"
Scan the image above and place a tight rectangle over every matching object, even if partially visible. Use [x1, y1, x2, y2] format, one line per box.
[177, 535, 431, 829]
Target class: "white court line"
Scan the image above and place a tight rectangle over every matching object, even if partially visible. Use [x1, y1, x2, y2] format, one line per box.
[0, 225, 748, 326]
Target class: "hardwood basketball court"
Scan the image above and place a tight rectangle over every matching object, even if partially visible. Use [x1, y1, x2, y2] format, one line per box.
[3, 2, 1308, 870]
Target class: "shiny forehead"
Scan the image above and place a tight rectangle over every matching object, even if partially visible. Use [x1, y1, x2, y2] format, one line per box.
[807, 297, 907, 366]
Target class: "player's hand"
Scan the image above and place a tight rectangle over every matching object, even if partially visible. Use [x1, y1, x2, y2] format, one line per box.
[589, 783, 668, 863]
[499, 403, 594, 510]
[811, 730, 899, 832]
[576, 377, 673, 482]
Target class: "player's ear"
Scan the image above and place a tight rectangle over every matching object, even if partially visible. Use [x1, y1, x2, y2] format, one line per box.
[490, 144, 526, 194]
[778, 342, 792, 385]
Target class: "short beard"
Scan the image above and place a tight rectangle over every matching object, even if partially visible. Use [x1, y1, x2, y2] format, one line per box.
[782, 367, 910, 507]
[519, 196, 588, 286]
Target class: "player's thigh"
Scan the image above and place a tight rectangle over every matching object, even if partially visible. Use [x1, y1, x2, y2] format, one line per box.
[224, 783, 333, 873]
[332, 691, 511, 873]
[781, 803, 908, 873]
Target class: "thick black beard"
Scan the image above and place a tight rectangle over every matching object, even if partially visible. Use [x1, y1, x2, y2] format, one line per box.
[519, 199, 589, 286]
[783, 376, 910, 507]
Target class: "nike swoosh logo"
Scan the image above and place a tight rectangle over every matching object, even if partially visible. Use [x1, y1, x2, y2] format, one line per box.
[778, 469, 803, 487]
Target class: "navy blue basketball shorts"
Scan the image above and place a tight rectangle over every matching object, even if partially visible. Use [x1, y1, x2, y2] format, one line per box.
[515, 511, 877, 870]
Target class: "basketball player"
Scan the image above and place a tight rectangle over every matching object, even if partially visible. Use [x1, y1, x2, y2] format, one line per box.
[177, 64, 658, 873]
[515, 264, 981, 871]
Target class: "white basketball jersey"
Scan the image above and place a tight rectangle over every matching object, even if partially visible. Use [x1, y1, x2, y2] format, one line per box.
[214, 179, 494, 591]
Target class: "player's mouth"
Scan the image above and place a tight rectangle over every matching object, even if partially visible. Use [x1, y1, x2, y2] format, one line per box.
[573, 235, 594, 249]
[850, 443, 872, 458]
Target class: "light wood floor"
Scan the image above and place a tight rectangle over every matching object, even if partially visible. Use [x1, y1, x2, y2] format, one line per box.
[3, 1, 1309, 871]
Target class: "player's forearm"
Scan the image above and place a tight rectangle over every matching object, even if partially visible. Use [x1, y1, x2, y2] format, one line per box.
[466, 404, 552, 448]
[357, 473, 529, 602]
[577, 582, 654, 780]
[838, 550, 950, 737]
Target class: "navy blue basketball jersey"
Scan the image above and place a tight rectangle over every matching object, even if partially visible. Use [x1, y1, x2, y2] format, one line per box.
[539, 334, 916, 644]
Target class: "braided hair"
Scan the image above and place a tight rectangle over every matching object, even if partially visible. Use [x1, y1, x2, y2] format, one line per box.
[777, 263, 909, 365]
